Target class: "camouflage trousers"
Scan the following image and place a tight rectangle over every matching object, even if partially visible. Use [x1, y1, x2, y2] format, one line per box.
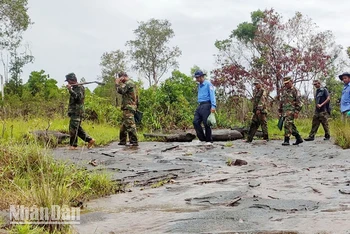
[247, 113, 268, 141]
[69, 116, 92, 147]
[120, 110, 138, 144]
[308, 111, 330, 138]
[284, 111, 300, 137]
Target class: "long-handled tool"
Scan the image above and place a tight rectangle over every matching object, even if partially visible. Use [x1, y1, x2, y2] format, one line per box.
[71, 81, 106, 86]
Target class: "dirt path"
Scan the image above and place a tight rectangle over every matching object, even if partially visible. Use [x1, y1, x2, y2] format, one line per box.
[53, 139, 350, 234]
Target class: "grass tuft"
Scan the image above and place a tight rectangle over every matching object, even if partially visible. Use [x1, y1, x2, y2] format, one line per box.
[0, 142, 120, 232]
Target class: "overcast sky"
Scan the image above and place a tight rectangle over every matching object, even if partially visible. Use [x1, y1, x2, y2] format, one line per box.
[20, 0, 350, 88]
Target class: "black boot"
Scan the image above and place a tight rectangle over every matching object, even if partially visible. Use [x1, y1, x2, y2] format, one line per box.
[293, 134, 303, 145]
[282, 136, 290, 146]
[263, 134, 269, 142]
[304, 136, 314, 141]
[324, 134, 330, 141]
[245, 137, 253, 143]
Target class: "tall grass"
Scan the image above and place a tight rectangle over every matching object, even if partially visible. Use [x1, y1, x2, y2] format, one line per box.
[332, 120, 350, 149]
[0, 142, 120, 232]
[266, 118, 324, 140]
[9, 223, 75, 234]
[0, 118, 145, 146]
[241, 117, 350, 149]
[240, 117, 337, 141]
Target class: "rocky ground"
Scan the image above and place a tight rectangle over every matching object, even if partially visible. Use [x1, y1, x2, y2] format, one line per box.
[51, 138, 350, 234]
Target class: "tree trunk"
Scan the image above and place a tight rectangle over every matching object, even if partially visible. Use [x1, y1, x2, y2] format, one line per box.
[211, 129, 243, 141]
[31, 130, 70, 144]
[143, 133, 196, 142]
[230, 127, 264, 138]
[276, 75, 281, 102]
[144, 129, 244, 142]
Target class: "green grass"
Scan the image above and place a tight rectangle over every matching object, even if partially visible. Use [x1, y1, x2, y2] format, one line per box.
[0, 117, 134, 232]
[0, 142, 121, 233]
[0, 118, 146, 146]
[244, 117, 350, 149]
[256, 118, 329, 140]
[332, 120, 350, 149]
[0, 117, 345, 147]
[150, 178, 172, 188]
[9, 223, 74, 234]
[226, 158, 233, 166]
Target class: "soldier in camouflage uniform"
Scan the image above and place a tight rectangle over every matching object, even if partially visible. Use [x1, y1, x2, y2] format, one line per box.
[65, 73, 95, 150]
[278, 76, 303, 146]
[246, 80, 269, 142]
[115, 72, 138, 146]
[304, 80, 330, 141]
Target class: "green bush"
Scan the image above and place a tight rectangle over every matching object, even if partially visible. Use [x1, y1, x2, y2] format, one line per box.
[138, 70, 197, 131]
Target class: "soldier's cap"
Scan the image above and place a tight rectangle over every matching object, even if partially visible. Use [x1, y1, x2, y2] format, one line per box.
[118, 72, 128, 78]
[194, 70, 206, 78]
[283, 76, 292, 84]
[253, 80, 261, 85]
[338, 72, 350, 81]
[65, 72, 77, 82]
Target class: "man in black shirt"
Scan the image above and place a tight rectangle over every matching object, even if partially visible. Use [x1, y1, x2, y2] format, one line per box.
[305, 80, 330, 141]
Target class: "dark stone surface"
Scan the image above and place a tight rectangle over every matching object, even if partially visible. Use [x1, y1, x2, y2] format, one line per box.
[52, 139, 350, 234]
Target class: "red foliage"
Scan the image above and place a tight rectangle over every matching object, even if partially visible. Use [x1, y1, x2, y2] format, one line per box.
[212, 9, 339, 99]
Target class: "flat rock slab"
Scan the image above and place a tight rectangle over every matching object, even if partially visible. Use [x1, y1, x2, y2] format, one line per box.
[51, 139, 350, 233]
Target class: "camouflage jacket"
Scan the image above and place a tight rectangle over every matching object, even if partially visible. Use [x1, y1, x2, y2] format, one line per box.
[68, 85, 85, 117]
[252, 87, 267, 113]
[279, 86, 302, 114]
[116, 80, 137, 111]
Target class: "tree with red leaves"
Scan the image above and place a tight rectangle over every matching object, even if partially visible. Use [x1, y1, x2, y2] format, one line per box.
[213, 9, 342, 101]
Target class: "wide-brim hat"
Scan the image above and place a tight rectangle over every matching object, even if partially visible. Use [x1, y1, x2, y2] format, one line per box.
[339, 72, 350, 81]
[283, 76, 292, 84]
[65, 72, 77, 82]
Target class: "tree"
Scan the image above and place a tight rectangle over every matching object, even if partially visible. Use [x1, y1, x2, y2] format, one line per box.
[94, 49, 127, 105]
[127, 18, 182, 86]
[0, 0, 31, 50]
[4, 47, 34, 96]
[213, 9, 342, 100]
[26, 70, 59, 100]
[139, 70, 196, 130]
[100, 50, 127, 79]
[0, 0, 32, 97]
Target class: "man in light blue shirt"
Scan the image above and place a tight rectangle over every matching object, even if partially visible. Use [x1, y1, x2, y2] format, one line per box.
[339, 72, 350, 122]
[193, 70, 216, 143]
